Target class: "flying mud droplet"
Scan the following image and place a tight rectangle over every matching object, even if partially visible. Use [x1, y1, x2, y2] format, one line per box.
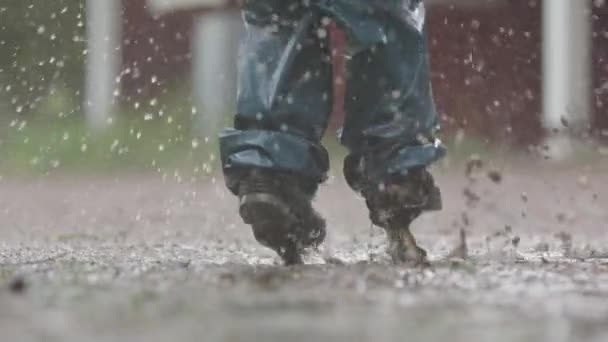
[463, 188, 480, 207]
[487, 169, 503, 184]
[461, 212, 471, 227]
[448, 229, 468, 260]
[511, 236, 521, 248]
[465, 154, 483, 181]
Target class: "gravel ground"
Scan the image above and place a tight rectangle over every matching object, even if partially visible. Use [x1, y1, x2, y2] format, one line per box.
[1, 158, 608, 342]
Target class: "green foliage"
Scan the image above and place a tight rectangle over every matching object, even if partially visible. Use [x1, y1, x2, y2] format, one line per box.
[0, 0, 86, 116]
[0, 86, 222, 178]
[0, 113, 219, 178]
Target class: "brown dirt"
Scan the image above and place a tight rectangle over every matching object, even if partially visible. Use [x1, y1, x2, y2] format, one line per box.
[1, 159, 607, 342]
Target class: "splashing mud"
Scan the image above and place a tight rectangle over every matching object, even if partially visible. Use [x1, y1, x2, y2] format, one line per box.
[0, 162, 607, 342]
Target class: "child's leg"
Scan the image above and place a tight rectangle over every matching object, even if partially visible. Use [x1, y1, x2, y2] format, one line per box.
[219, 3, 332, 264]
[340, 7, 445, 264]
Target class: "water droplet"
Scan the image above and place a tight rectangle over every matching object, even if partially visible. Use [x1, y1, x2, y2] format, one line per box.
[316, 28, 327, 39]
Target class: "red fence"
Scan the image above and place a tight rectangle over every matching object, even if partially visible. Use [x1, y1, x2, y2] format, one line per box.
[119, 0, 608, 143]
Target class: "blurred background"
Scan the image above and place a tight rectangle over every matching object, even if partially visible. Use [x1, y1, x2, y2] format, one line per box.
[0, 0, 606, 178]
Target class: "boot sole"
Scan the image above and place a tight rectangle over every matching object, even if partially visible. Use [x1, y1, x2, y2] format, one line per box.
[239, 193, 294, 226]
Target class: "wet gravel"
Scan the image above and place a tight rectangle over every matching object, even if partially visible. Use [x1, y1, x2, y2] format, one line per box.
[1, 159, 607, 342]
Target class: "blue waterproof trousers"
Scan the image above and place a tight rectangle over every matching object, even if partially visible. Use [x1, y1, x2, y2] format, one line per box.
[220, 0, 445, 197]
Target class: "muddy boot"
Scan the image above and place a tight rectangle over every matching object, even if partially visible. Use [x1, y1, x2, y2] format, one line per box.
[385, 218, 429, 266]
[364, 168, 441, 265]
[238, 170, 326, 265]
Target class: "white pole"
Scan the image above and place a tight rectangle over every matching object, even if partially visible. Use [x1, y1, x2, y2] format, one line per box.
[542, 0, 592, 157]
[192, 10, 242, 138]
[85, 0, 121, 130]
[567, 1, 592, 128]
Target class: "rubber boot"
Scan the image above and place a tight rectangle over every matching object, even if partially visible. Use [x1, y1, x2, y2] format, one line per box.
[238, 170, 326, 265]
[364, 168, 441, 265]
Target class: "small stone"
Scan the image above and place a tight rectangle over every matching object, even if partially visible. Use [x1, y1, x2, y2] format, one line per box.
[219, 273, 236, 286]
[9, 276, 26, 294]
[324, 257, 345, 265]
